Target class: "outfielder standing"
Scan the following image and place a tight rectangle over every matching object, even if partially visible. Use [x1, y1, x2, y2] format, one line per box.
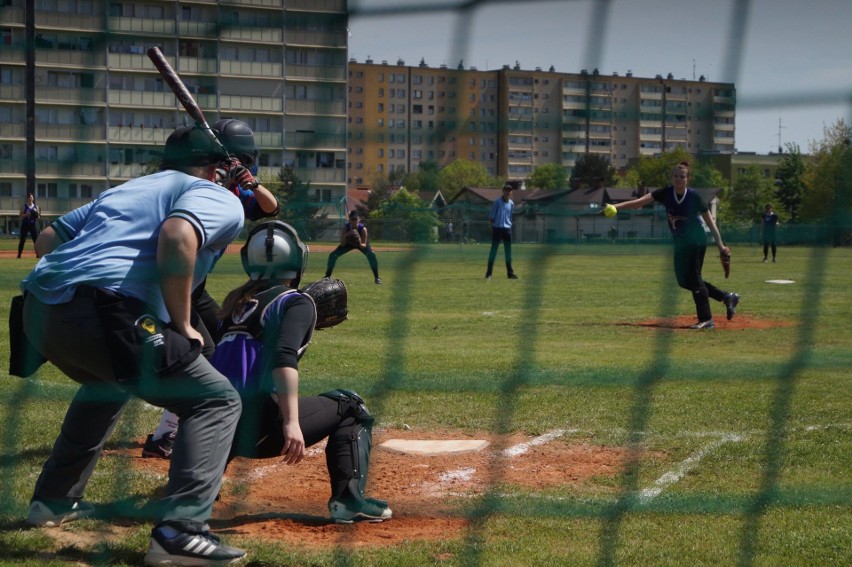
[604, 162, 740, 329]
[324, 210, 382, 284]
[485, 184, 519, 280]
[761, 203, 780, 263]
[21, 126, 247, 565]
[215, 221, 391, 522]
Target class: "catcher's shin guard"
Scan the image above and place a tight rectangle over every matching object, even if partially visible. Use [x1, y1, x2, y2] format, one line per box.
[321, 389, 374, 501]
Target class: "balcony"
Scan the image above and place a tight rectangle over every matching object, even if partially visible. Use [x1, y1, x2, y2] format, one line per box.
[293, 168, 345, 183]
[0, 85, 25, 102]
[256, 131, 284, 147]
[220, 94, 283, 113]
[37, 86, 106, 104]
[284, 30, 347, 48]
[220, 25, 283, 43]
[35, 124, 105, 141]
[285, 131, 346, 150]
[286, 0, 346, 12]
[219, 59, 283, 77]
[107, 126, 170, 144]
[178, 57, 219, 75]
[37, 11, 104, 29]
[0, 5, 24, 24]
[285, 99, 345, 115]
[0, 158, 26, 175]
[285, 64, 346, 82]
[107, 16, 175, 35]
[108, 90, 179, 108]
[0, 123, 25, 138]
[36, 50, 106, 67]
[108, 163, 151, 179]
[108, 53, 153, 71]
[222, 0, 284, 7]
[0, 47, 25, 65]
[177, 21, 219, 37]
[36, 161, 107, 177]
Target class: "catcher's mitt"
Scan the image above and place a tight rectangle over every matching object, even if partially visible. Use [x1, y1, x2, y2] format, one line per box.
[720, 246, 731, 278]
[302, 278, 348, 329]
[345, 230, 361, 248]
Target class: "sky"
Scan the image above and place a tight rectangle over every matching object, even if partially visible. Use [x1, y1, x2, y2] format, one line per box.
[347, 0, 852, 154]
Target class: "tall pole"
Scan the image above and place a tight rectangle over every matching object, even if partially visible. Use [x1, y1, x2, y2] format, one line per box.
[25, 0, 35, 198]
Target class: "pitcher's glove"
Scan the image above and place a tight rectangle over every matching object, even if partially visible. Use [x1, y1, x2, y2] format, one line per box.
[302, 278, 349, 329]
[720, 246, 731, 278]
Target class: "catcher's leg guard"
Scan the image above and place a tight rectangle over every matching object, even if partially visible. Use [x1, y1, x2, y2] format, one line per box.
[320, 389, 376, 501]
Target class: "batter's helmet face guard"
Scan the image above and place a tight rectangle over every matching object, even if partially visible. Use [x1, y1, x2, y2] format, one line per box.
[212, 118, 259, 167]
[161, 126, 228, 169]
[241, 221, 309, 284]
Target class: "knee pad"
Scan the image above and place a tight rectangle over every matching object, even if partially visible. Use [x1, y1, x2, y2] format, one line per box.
[319, 389, 374, 428]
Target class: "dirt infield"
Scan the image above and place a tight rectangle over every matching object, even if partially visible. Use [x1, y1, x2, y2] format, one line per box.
[120, 428, 645, 549]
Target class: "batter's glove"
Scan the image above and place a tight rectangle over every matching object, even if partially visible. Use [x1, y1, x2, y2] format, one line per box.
[302, 277, 349, 329]
[219, 158, 258, 192]
[720, 246, 731, 278]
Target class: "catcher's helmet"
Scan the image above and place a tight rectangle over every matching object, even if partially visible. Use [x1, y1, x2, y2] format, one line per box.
[161, 126, 229, 169]
[212, 119, 258, 167]
[241, 221, 309, 285]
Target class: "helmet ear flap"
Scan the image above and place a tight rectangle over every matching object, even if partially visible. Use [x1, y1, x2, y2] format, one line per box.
[240, 221, 308, 282]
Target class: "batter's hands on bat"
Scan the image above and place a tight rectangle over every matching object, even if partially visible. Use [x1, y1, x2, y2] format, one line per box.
[220, 158, 258, 192]
[281, 422, 306, 465]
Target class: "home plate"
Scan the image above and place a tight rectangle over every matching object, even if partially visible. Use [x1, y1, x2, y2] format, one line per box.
[766, 279, 795, 284]
[379, 439, 490, 456]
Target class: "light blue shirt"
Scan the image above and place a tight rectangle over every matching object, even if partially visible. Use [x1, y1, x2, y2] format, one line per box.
[21, 170, 244, 322]
[489, 196, 514, 229]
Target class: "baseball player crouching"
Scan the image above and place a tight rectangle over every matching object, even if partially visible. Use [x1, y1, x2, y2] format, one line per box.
[156, 221, 392, 523]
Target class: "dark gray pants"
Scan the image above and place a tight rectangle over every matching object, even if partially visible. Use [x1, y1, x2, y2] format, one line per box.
[24, 292, 241, 531]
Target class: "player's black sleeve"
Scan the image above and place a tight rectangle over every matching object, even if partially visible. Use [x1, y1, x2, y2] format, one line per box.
[270, 295, 315, 370]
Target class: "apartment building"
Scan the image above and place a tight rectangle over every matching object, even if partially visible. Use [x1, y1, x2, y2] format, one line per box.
[0, 0, 348, 232]
[347, 60, 736, 190]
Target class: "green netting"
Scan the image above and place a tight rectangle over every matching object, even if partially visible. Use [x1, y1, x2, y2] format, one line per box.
[1, 1, 850, 565]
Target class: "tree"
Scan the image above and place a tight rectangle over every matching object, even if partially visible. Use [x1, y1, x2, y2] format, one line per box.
[774, 142, 806, 222]
[569, 153, 616, 189]
[528, 163, 568, 190]
[415, 160, 441, 193]
[629, 147, 693, 188]
[720, 164, 773, 224]
[799, 119, 852, 224]
[437, 159, 498, 201]
[266, 166, 331, 240]
[371, 187, 439, 242]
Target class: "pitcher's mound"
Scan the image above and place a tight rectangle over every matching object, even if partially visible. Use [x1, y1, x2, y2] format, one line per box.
[621, 314, 796, 330]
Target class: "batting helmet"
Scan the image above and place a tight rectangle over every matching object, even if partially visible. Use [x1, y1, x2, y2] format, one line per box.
[241, 221, 309, 285]
[161, 126, 228, 169]
[212, 119, 258, 167]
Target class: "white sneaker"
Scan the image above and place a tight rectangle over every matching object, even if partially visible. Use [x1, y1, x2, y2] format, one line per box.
[26, 499, 94, 527]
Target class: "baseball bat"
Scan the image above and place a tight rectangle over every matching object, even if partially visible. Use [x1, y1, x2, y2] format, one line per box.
[146, 46, 229, 158]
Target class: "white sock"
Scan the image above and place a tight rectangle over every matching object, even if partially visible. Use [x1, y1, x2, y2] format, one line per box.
[151, 410, 179, 441]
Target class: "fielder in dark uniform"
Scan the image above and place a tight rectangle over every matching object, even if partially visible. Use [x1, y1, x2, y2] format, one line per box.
[325, 210, 382, 284]
[18, 193, 40, 258]
[214, 221, 391, 522]
[605, 162, 740, 329]
[761, 203, 780, 263]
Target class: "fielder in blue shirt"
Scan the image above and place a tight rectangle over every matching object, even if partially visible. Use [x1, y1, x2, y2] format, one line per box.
[485, 184, 519, 280]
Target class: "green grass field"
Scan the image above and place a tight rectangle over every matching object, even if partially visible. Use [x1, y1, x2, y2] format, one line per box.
[0, 239, 850, 566]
